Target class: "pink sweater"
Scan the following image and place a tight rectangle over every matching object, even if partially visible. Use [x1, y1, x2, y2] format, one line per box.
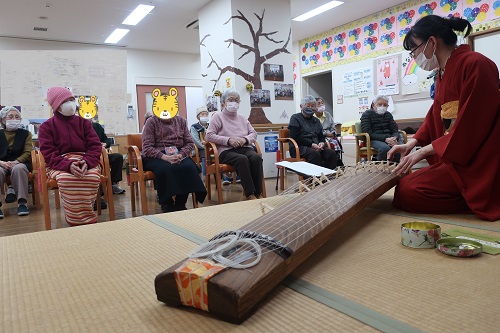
[206, 109, 257, 155]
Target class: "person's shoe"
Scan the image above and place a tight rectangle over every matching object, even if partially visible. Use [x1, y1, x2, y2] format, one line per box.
[160, 204, 175, 213]
[17, 204, 30, 216]
[112, 184, 126, 194]
[222, 174, 232, 185]
[246, 194, 257, 200]
[93, 198, 108, 211]
[235, 176, 241, 183]
[5, 187, 16, 203]
[0, 208, 3, 219]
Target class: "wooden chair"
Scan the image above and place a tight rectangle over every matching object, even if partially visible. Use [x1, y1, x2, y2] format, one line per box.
[126, 133, 198, 215]
[277, 128, 305, 191]
[204, 141, 267, 204]
[33, 147, 115, 230]
[352, 122, 407, 163]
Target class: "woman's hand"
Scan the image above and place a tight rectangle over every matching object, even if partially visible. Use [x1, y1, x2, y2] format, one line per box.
[228, 137, 246, 148]
[0, 160, 9, 170]
[391, 144, 434, 176]
[311, 143, 323, 151]
[385, 137, 398, 147]
[70, 160, 87, 178]
[162, 154, 182, 164]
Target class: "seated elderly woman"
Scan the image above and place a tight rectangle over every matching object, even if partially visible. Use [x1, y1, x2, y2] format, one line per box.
[360, 95, 401, 162]
[314, 97, 343, 167]
[141, 108, 206, 213]
[206, 89, 263, 200]
[38, 87, 103, 226]
[288, 95, 338, 170]
[0, 106, 32, 218]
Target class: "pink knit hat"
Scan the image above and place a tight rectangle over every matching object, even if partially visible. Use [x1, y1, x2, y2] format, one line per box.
[47, 87, 74, 112]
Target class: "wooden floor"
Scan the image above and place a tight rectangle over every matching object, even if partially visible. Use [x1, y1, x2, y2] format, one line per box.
[0, 172, 303, 238]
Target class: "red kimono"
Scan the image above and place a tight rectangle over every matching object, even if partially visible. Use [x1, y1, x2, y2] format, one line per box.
[394, 45, 500, 221]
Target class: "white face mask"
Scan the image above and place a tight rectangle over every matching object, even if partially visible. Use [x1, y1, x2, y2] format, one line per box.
[199, 116, 209, 124]
[6, 119, 21, 131]
[59, 101, 76, 116]
[376, 106, 388, 114]
[226, 102, 239, 113]
[317, 105, 326, 113]
[415, 39, 439, 71]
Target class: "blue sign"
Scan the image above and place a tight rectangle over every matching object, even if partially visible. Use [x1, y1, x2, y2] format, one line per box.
[264, 135, 278, 153]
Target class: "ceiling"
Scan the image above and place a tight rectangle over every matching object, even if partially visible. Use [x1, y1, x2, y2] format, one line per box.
[0, 0, 407, 54]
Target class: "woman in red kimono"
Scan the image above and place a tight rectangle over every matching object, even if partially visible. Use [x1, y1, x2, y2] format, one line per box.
[388, 15, 500, 221]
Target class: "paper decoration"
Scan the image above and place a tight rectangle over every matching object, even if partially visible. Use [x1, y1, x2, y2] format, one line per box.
[376, 55, 400, 95]
[463, 0, 491, 22]
[363, 21, 380, 53]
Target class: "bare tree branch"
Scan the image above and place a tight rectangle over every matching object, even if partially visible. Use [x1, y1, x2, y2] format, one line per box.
[238, 49, 253, 60]
[224, 10, 256, 39]
[200, 34, 210, 47]
[262, 28, 292, 61]
[225, 38, 255, 52]
[254, 10, 265, 36]
[206, 52, 254, 91]
[261, 32, 283, 44]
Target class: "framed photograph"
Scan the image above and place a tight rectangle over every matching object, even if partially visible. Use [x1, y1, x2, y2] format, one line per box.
[264, 64, 284, 81]
[274, 83, 293, 100]
[250, 89, 271, 107]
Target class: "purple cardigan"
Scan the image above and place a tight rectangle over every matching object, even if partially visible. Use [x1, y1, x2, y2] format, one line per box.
[141, 116, 194, 159]
[38, 112, 102, 172]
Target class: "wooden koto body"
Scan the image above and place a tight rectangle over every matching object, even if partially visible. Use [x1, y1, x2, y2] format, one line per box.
[155, 166, 399, 323]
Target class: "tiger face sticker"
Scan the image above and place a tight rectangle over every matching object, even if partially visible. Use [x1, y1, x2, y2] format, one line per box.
[152, 88, 179, 120]
[78, 95, 98, 119]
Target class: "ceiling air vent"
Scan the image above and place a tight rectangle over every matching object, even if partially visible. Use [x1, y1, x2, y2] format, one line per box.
[34, 27, 48, 31]
[186, 19, 199, 30]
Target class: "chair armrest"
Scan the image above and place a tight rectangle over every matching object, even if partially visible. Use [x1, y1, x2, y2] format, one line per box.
[126, 145, 144, 174]
[355, 132, 371, 148]
[277, 137, 301, 161]
[398, 130, 408, 144]
[204, 141, 219, 166]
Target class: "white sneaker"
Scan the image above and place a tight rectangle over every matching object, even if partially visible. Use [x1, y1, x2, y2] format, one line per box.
[112, 184, 126, 194]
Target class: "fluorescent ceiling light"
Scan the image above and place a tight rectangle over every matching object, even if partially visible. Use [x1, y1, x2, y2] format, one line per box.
[122, 4, 155, 25]
[292, 1, 344, 22]
[105, 28, 130, 44]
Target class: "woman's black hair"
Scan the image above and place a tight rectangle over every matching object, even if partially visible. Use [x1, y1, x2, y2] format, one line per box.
[403, 15, 472, 50]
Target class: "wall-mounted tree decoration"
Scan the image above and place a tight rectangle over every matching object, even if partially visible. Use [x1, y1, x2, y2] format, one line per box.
[201, 9, 291, 124]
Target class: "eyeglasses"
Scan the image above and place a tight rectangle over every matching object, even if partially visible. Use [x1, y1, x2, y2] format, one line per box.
[409, 40, 426, 58]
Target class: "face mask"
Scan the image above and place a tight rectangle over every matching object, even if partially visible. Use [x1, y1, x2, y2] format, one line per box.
[317, 105, 326, 113]
[302, 107, 315, 116]
[226, 102, 239, 113]
[376, 106, 388, 114]
[6, 119, 21, 131]
[59, 101, 76, 116]
[415, 39, 439, 71]
[199, 116, 209, 124]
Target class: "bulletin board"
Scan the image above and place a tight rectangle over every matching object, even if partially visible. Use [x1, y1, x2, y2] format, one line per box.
[468, 26, 500, 71]
[0, 49, 132, 134]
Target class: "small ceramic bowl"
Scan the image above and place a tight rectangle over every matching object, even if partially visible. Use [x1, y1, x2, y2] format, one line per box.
[436, 238, 482, 257]
[401, 222, 441, 249]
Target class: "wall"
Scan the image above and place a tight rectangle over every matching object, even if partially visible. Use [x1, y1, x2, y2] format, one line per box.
[0, 37, 202, 133]
[296, 0, 500, 125]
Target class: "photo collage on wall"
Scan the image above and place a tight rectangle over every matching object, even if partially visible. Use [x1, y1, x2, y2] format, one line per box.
[254, 63, 294, 108]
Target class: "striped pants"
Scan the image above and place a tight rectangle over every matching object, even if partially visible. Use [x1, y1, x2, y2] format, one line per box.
[46, 165, 101, 226]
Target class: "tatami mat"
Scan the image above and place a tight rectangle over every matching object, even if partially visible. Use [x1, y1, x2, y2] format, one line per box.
[0, 217, 377, 332]
[290, 209, 500, 333]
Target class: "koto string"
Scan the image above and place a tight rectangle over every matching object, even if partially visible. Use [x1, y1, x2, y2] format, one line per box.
[237, 169, 395, 259]
[203, 163, 395, 262]
[212, 162, 395, 245]
[194, 162, 398, 267]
